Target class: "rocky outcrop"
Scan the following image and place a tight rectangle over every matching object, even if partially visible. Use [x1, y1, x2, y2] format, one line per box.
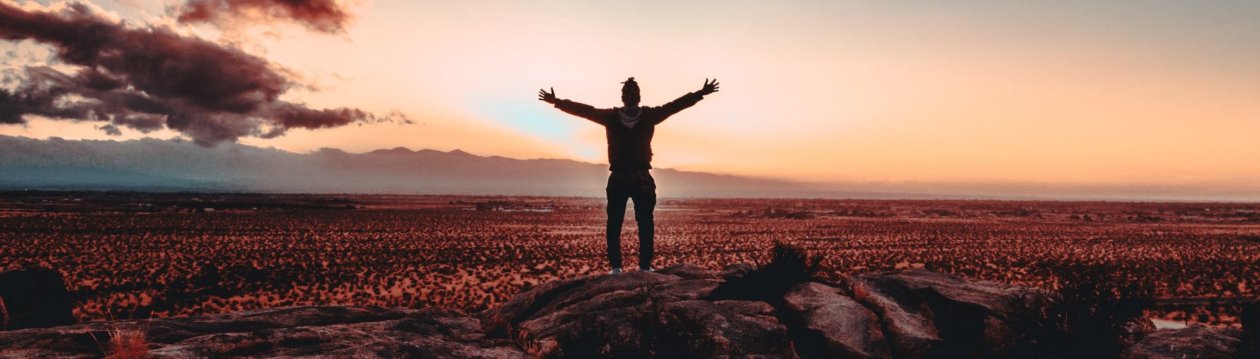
[481, 266, 1063, 358]
[480, 265, 792, 357]
[784, 282, 890, 358]
[0, 306, 525, 358]
[1121, 326, 1244, 359]
[848, 270, 1054, 357]
[848, 275, 943, 358]
[2, 265, 1246, 358]
[656, 299, 795, 357]
[0, 268, 76, 330]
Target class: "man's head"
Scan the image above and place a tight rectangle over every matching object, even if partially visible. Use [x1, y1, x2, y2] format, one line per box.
[621, 77, 640, 108]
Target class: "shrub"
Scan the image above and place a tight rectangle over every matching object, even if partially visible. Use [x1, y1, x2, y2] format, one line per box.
[0, 296, 8, 330]
[1046, 265, 1153, 358]
[707, 242, 821, 306]
[1242, 301, 1258, 358]
[105, 326, 148, 359]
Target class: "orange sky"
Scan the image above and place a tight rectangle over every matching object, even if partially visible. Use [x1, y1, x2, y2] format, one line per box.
[3, 0, 1259, 197]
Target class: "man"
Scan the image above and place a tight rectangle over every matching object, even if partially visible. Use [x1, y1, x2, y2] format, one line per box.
[539, 77, 719, 274]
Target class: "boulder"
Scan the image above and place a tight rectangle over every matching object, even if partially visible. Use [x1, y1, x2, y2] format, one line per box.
[0, 268, 76, 330]
[721, 263, 755, 279]
[1120, 317, 1158, 348]
[1121, 326, 1244, 359]
[527, 271, 681, 317]
[783, 282, 890, 358]
[847, 275, 943, 358]
[480, 275, 594, 338]
[847, 270, 1053, 358]
[480, 269, 800, 358]
[657, 300, 796, 358]
[506, 271, 724, 357]
[484, 267, 1057, 358]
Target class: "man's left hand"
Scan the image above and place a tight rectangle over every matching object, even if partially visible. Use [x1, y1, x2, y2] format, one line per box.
[699, 78, 720, 95]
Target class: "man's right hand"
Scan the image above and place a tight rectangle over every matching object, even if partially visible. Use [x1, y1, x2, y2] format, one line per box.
[538, 87, 557, 104]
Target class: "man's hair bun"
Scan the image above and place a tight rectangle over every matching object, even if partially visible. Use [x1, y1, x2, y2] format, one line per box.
[622, 77, 639, 92]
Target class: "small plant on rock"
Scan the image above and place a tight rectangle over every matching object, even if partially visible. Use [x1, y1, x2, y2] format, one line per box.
[105, 326, 148, 359]
[708, 242, 822, 306]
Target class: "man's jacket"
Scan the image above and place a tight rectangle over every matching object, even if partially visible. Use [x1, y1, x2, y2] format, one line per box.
[552, 92, 705, 171]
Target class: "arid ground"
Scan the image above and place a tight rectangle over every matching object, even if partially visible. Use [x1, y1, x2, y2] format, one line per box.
[2, 192, 1257, 327]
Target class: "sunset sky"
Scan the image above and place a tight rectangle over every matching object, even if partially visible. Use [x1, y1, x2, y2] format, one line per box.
[2, 0, 1259, 198]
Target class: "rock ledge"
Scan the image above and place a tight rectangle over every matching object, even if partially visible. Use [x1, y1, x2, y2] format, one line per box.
[2, 265, 1250, 358]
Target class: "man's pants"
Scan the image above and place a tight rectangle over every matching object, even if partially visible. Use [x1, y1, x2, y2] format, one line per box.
[606, 170, 656, 270]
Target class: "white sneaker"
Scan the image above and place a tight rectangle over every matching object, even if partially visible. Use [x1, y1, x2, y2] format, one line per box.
[640, 267, 654, 272]
[609, 268, 622, 275]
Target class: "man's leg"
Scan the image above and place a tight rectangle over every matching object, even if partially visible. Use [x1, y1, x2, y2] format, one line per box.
[631, 175, 657, 270]
[606, 186, 630, 270]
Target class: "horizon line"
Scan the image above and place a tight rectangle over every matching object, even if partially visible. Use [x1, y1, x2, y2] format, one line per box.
[3, 134, 1259, 203]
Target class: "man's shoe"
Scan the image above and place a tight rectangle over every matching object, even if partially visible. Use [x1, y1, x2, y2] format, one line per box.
[610, 268, 622, 275]
[639, 267, 654, 272]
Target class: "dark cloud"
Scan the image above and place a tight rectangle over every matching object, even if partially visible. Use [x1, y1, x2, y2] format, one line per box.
[175, 0, 352, 34]
[0, 66, 103, 123]
[0, 1, 394, 146]
[95, 123, 120, 135]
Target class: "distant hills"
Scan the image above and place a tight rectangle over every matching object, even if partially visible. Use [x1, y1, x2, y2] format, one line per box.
[0, 136, 821, 198]
[3, 135, 1256, 201]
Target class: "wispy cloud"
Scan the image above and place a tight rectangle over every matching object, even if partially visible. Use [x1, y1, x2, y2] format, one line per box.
[174, 0, 353, 34]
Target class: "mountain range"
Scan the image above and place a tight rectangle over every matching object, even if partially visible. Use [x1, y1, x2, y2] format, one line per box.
[0, 135, 824, 198]
[4, 135, 1256, 201]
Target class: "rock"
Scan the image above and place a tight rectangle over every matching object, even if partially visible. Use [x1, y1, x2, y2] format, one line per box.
[847, 275, 942, 358]
[0, 306, 526, 358]
[638, 276, 726, 307]
[721, 263, 755, 279]
[1121, 326, 1244, 359]
[480, 270, 797, 358]
[657, 300, 796, 358]
[9, 266, 1239, 358]
[512, 289, 656, 356]
[656, 263, 721, 280]
[783, 282, 890, 359]
[1120, 317, 1157, 347]
[526, 271, 680, 316]
[480, 275, 594, 338]
[848, 270, 1054, 358]
[0, 268, 76, 330]
[507, 271, 723, 357]
[484, 267, 1058, 358]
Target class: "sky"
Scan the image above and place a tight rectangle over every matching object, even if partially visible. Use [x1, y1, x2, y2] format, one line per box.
[2, 0, 1259, 199]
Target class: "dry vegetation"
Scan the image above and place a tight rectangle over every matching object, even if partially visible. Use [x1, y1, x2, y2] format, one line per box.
[103, 326, 148, 359]
[1, 192, 1257, 327]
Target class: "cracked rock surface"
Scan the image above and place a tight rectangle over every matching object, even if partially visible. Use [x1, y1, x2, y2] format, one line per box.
[3, 265, 1250, 358]
[0, 306, 525, 358]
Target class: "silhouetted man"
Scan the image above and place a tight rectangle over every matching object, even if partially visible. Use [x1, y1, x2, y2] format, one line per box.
[539, 77, 719, 274]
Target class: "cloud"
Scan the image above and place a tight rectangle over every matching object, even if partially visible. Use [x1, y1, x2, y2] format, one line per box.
[96, 123, 121, 135]
[0, 1, 395, 146]
[175, 0, 352, 34]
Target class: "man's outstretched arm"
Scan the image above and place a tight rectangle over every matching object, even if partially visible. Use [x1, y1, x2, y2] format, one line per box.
[655, 78, 719, 124]
[539, 87, 607, 125]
